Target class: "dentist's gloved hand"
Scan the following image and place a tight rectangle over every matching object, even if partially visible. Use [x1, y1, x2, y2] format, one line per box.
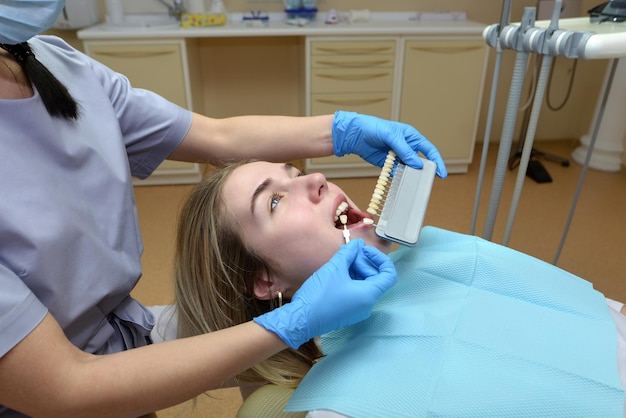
[332, 111, 448, 178]
[253, 239, 397, 349]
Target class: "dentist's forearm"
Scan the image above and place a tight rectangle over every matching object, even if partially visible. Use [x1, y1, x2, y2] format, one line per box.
[0, 313, 286, 418]
[170, 113, 335, 165]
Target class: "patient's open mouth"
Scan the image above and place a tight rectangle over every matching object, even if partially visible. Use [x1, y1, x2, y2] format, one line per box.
[334, 201, 369, 229]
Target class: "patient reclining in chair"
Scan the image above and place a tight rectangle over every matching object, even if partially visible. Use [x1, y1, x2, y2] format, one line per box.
[172, 160, 626, 417]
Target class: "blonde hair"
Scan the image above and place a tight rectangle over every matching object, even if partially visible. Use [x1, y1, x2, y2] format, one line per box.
[174, 162, 321, 388]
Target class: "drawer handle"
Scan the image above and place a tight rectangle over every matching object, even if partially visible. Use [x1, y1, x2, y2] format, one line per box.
[316, 73, 389, 81]
[314, 47, 393, 54]
[315, 59, 392, 67]
[409, 45, 484, 54]
[315, 97, 387, 106]
[94, 50, 175, 58]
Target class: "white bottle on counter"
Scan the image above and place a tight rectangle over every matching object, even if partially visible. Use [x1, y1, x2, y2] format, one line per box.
[105, 0, 124, 24]
[210, 0, 226, 14]
[187, 0, 205, 14]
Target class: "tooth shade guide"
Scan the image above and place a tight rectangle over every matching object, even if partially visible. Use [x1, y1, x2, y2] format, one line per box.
[367, 151, 437, 246]
[367, 150, 397, 222]
[335, 201, 349, 222]
[341, 217, 350, 243]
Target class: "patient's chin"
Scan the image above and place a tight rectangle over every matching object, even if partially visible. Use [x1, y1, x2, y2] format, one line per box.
[364, 236, 392, 254]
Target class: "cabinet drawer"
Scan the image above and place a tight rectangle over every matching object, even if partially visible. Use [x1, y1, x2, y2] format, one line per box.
[311, 68, 394, 93]
[311, 93, 392, 118]
[310, 40, 396, 56]
[311, 55, 395, 69]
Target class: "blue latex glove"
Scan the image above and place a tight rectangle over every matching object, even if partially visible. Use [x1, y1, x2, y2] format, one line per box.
[253, 239, 397, 349]
[332, 111, 448, 178]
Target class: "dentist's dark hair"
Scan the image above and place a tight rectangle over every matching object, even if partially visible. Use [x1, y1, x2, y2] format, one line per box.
[1, 42, 79, 120]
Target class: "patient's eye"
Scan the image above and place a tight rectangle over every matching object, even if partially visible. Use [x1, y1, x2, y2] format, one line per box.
[268, 168, 301, 212]
[270, 192, 282, 212]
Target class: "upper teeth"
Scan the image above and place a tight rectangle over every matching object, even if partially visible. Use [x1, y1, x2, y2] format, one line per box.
[335, 201, 348, 221]
[335, 200, 376, 225]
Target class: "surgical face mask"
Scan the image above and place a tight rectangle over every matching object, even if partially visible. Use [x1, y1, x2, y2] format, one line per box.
[0, 0, 67, 44]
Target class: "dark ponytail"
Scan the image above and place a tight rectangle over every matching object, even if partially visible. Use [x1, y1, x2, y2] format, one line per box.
[1, 42, 79, 120]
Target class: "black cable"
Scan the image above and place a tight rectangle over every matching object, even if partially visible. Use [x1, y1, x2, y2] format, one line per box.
[546, 57, 578, 111]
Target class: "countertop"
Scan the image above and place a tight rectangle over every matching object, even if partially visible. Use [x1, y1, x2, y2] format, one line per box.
[77, 12, 487, 40]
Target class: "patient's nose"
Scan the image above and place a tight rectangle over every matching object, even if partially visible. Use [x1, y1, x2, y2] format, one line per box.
[295, 172, 326, 202]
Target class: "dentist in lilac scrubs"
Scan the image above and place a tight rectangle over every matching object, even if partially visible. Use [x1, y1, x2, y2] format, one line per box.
[0, 1, 447, 416]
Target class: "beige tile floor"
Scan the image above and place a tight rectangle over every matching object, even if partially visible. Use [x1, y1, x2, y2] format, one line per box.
[132, 140, 626, 417]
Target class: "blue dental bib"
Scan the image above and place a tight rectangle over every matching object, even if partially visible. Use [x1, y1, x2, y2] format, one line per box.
[286, 227, 623, 417]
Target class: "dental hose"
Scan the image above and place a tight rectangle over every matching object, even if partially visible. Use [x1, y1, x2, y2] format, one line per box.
[471, 41, 504, 236]
[471, 0, 511, 236]
[502, 0, 565, 246]
[502, 53, 552, 246]
[482, 47, 529, 241]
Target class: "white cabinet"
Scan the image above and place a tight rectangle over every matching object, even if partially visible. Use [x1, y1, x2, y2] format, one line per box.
[305, 35, 487, 177]
[399, 38, 488, 173]
[84, 39, 203, 185]
[82, 30, 488, 180]
[305, 38, 398, 178]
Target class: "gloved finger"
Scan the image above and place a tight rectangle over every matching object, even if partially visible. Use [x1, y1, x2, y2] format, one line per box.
[356, 246, 398, 292]
[386, 137, 424, 170]
[331, 239, 364, 272]
[295, 240, 364, 300]
[393, 139, 448, 179]
[362, 245, 396, 276]
[349, 246, 380, 280]
[418, 145, 448, 178]
[402, 129, 448, 178]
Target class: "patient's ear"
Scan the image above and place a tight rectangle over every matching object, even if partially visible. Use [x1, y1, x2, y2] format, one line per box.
[253, 274, 273, 300]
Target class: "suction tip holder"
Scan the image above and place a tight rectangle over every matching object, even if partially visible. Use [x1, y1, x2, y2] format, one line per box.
[483, 1, 594, 60]
[496, 7, 537, 52]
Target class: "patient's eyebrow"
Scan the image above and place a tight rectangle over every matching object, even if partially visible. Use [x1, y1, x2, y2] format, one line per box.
[250, 163, 296, 214]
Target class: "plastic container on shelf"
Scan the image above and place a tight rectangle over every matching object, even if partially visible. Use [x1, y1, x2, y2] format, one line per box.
[284, 0, 301, 10]
[105, 0, 124, 24]
[284, 0, 317, 22]
[180, 0, 227, 27]
[285, 8, 318, 21]
[186, 0, 205, 14]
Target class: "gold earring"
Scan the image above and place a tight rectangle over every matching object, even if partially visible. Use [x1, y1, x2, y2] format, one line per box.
[275, 290, 283, 308]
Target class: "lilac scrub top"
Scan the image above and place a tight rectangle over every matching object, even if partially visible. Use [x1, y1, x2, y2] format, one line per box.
[0, 35, 192, 363]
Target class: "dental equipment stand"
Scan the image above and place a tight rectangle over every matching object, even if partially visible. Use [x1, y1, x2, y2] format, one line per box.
[474, 0, 626, 263]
